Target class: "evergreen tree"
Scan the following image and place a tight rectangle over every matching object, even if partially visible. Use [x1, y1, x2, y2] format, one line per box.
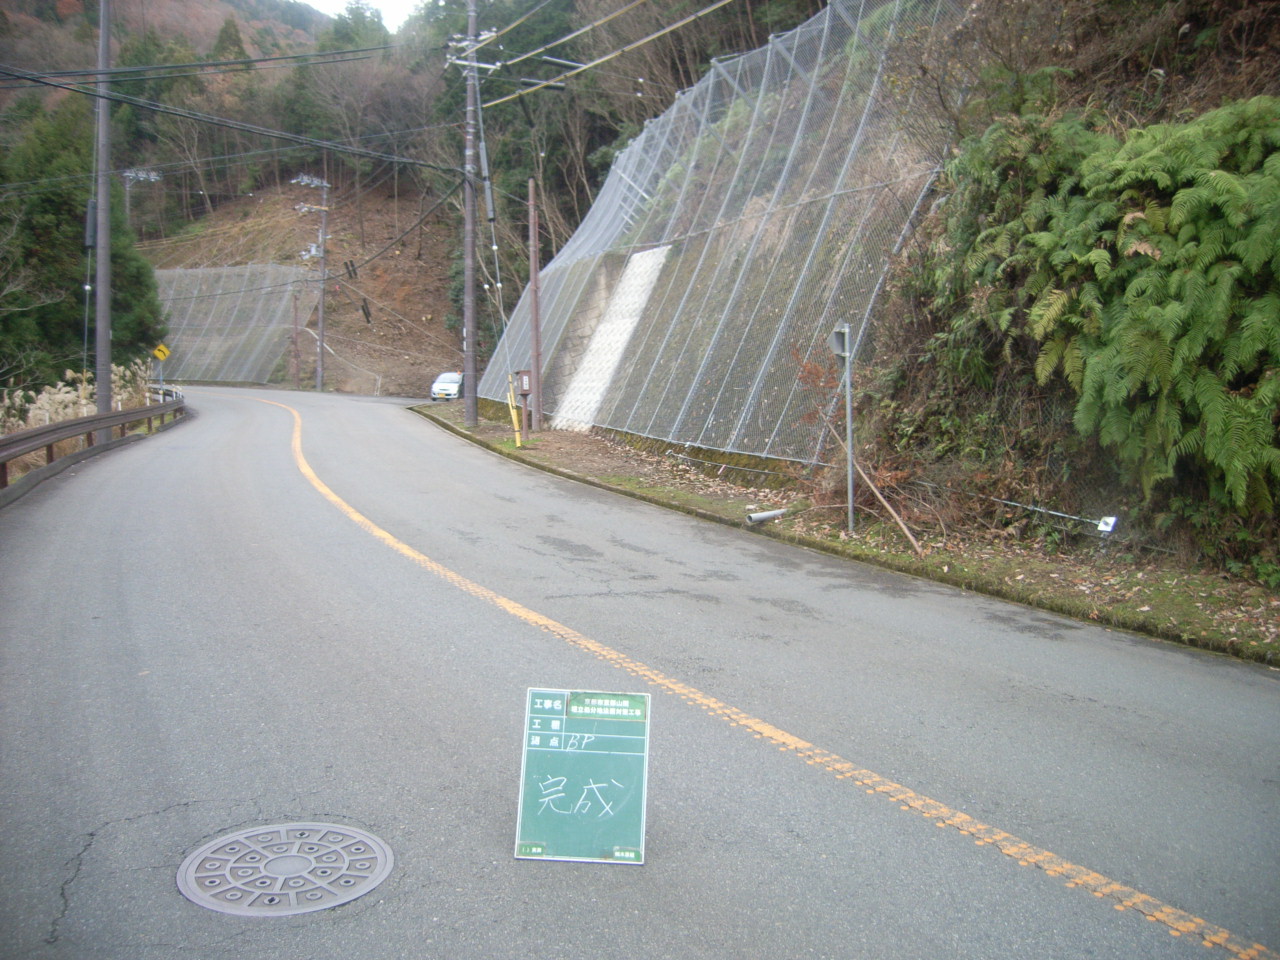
[0, 98, 165, 387]
[211, 17, 249, 62]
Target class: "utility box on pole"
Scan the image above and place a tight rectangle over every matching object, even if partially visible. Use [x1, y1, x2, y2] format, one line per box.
[827, 326, 850, 358]
[515, 370, 532, 430]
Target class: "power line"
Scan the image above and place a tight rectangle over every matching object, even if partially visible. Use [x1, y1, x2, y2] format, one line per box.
[0, 63, 461, 176]
[152, 182, 461, 305]
[0, 116, 459, 202]
[10, 43, 399, 81]
[483, 0, 740, 107]
[4, 66, 456, 175]
[0, 55, 376, 91]
[500, 0, 652, 68]
[472, 0, 559, 53]
[0, 40, 401, 92]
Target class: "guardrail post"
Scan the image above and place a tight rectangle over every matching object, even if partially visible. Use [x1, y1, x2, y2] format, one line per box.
[0, 395, 184, 491]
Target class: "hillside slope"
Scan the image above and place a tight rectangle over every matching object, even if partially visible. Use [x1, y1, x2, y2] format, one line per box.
[139, 180, 461, 396]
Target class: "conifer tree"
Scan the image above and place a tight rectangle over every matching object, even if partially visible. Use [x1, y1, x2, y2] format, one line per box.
[0, 98, 165, 387]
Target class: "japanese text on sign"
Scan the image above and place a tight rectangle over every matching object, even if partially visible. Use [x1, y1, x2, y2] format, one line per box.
[515, 688, 650, 864]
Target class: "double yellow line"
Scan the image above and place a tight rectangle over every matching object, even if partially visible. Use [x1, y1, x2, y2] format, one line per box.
[263, 397, 1274, 960]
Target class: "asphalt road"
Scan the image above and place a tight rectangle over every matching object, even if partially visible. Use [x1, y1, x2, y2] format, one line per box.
[1, 387, 1276, 960]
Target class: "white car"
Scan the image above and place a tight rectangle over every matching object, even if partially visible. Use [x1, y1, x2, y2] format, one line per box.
[431, 371, 463, 401]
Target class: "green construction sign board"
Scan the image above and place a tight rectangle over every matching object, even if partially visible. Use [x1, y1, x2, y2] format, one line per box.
[515, 688, 651, 864]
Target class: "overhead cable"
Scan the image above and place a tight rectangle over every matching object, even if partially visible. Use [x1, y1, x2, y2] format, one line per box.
[20, 43, 399, 79]
[470, 0, 558, 53]
[500, 0, 651, 67]
[0, 42, 395, 90]
[0, 116, 457, 200]
[483, 0, 740, 107]
[156, 182, 461, 305]
[0, 63, 460, 175]
[0, 56, 374, 90]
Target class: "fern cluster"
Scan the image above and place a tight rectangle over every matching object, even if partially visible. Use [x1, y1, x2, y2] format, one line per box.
[944, 97, 1279, 521]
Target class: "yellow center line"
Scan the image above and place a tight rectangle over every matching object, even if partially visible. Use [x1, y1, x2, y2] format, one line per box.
[261, 397, 1274, 960]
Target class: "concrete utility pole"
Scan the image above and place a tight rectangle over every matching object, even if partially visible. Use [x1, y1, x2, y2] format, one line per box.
[94, 0, 112, 420]
[528, 178, 543, 432]
[462, 0, 479, 427]
[122, 168, 160, 230]
[316, 183, 329, 392]
[293, 174, 330, 391]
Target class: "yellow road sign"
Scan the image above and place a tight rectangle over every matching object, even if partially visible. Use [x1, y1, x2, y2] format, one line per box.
[153, 344, 170, 361]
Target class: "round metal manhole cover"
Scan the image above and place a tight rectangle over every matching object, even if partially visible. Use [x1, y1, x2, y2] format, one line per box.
[177, 823, 393, 917]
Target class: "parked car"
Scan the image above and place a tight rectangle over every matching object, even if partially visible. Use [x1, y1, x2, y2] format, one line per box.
[431, 371, 463, 401]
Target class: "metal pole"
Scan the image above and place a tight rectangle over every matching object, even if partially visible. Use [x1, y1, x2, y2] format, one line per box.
[528, 178, 543, 432]
[844, 331, 855, 534]
[316, 180, 328, 392]
[94, 0, 112, 422]
[462, 0, 479, 427]
[292, 288, 301, 389]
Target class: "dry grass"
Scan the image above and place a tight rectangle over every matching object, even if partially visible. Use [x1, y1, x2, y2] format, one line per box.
[1, 361, 153, 482]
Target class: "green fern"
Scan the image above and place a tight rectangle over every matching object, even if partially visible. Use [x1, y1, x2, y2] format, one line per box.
[911, 96, 1278, 524]
[977, 97, 1280, 512]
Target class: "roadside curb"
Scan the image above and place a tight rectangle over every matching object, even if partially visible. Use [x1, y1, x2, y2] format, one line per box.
[409, 405, 740, 529]
[408, 404, 1276, 666]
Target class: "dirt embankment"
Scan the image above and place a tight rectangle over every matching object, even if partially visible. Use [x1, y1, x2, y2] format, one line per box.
[139, 180, 462, 397]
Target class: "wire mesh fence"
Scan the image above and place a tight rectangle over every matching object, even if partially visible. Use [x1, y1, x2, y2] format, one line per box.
[482, 0, 963, 466]
[154, 265, 319, 383]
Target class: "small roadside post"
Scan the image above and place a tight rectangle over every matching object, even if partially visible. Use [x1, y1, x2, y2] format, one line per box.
[505, 373, 524, 447]
[515, 688, 651, 864]
[828, 324, 854, 533]
[515, 370, 532, 432]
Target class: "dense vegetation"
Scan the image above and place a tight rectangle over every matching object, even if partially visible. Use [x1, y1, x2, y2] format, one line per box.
[1, 97, 164, 388]
[866, 0, 1278, 582]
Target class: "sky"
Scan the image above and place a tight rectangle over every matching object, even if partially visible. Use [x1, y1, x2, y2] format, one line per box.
[306, 1, 421, 33]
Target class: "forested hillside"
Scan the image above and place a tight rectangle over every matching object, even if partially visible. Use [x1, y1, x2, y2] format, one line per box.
[0, 0, 1276, 585]
[0, 0, 818, 392]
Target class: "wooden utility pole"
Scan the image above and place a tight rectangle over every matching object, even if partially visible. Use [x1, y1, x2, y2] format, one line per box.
[94, 0, 112, 422]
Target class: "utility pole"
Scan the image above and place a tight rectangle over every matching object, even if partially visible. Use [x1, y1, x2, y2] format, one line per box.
[122, 168, 160, 231]
[94, 0, 112, 421]
[317, 182, 329, 392]
[528, 178, 543, 432]
[293, 174, 330, 391]
[462, 0, 479, 427]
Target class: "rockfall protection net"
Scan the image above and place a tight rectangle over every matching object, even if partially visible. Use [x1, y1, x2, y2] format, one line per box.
[155, 265, 319, 383]
[482, 0, 962, 466]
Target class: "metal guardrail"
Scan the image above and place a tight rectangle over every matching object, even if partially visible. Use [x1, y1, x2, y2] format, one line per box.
[0, 388, 186, 490]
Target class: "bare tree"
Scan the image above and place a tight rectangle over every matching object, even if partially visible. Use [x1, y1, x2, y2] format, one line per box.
[158, 115, 217, 217]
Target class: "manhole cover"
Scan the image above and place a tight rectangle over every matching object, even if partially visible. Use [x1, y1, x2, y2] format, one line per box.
[177, 823, 393, 917]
